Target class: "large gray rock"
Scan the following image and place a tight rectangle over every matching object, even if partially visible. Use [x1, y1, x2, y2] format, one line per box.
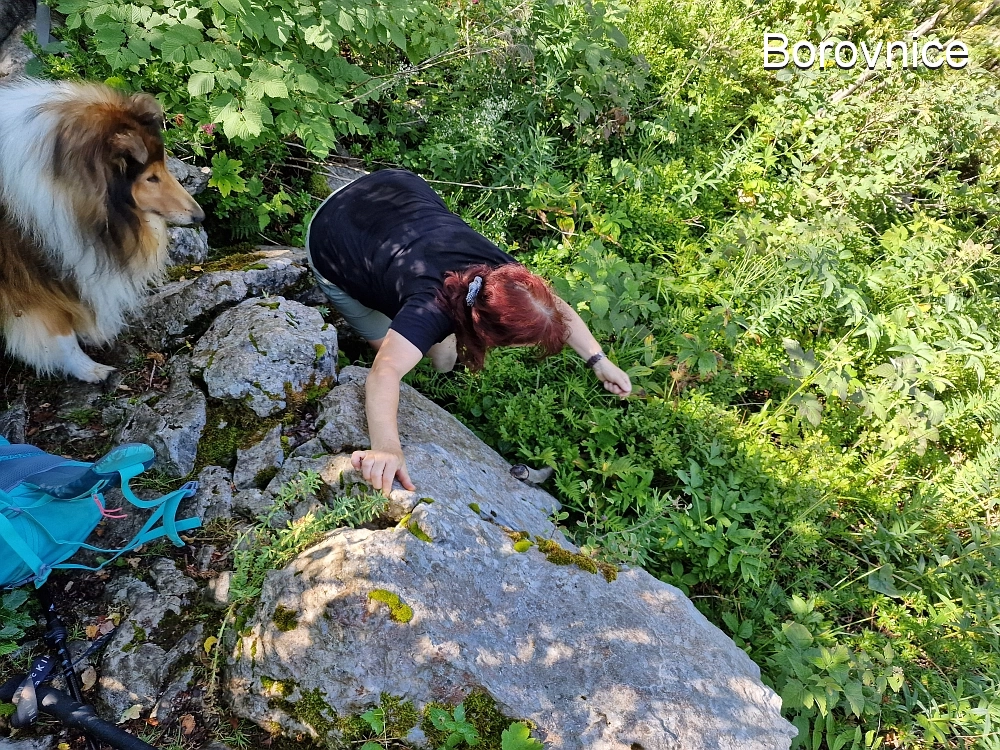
[98, 562, 202, 719]
[191, 297, 337, 418]
[166, 226, 210, 265]
[0, 17, 31, 81]
[118, 356, 206, 477]
[225, 368, 796, 750]
[166, 155, 212, 195]
[138, 247, 311, 348]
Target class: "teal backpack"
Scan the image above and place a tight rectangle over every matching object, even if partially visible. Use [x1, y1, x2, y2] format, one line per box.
[0, 437, 201, 588]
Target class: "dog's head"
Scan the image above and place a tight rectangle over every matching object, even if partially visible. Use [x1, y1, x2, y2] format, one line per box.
[104, 93, 206, 228]
[49, 85, 205, 261]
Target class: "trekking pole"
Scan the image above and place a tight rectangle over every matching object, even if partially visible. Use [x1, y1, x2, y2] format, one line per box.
[0, 677, 157, 750]
[35, 585, 100, 750]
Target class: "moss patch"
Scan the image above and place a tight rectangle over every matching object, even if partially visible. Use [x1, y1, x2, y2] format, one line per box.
[272, 605, 299, 632]
[367, 589, 413, 623]
[535, 538, 618, 582]
[197, 399, 279, 472]
[284, 687, 338, 741]
[167, 250, 269, 281]
[261, 676, 296, 698]
[407, 520, 433, 543]
[422, 691, 529, 750]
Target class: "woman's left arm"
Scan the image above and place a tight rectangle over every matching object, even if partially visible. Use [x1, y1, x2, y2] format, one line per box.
[556, 298, 632, 397]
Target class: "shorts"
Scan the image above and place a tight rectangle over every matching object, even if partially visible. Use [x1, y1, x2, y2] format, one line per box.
[305, 180, 392, 343]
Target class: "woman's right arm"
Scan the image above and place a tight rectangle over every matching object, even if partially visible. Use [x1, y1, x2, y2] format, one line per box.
[352, 330, 423, 497]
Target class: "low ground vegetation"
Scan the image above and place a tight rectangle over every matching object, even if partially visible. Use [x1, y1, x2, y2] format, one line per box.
[4, 0, 999, 746]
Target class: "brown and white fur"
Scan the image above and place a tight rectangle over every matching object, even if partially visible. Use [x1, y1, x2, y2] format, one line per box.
[0, 79, 204, 382]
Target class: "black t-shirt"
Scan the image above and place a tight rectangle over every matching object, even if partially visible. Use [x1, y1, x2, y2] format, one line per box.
[308, 169, 517, 354]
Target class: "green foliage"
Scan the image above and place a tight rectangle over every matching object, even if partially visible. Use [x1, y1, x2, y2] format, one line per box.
[229, 470, 386, 608]
[501, 723, 544, 750]
[35, 0, 1000, 743]
[428, 703, 480, 749]
[0, 590, 33, 657]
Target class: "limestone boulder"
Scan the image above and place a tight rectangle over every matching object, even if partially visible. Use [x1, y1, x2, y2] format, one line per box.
[225, 367, 796, 750]
[191, 297, 337, 417]
[138, 247, 312, 348]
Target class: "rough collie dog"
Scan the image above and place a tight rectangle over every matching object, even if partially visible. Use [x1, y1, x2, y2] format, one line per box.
[0, 79, 204, 382]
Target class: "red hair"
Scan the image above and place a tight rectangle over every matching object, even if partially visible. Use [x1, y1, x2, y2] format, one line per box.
[439, 263, 569, 371]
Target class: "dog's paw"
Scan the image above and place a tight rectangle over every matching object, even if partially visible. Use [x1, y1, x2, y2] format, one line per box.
[75, 362, 117, 383]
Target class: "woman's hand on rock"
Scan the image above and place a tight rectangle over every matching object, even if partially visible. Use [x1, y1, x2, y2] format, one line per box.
[593, 358, 632, 397]
[351, 448, 415, 498]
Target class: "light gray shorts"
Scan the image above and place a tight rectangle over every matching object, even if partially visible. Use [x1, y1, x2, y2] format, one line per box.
[305, 181, 392, 343]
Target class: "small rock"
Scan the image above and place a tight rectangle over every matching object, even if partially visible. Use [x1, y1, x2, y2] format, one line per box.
[233, 488, 272, 519]
[166, 156, 211, 196]
[148, 557, 198, 597]
[118, 356, 206, 477]
[0, 391, 27, 443]
[290, 437, 326, 459]
[234, 425, 284, 490]
[99, 577, 194, 717]
[191, 297, 337, 418]
[166, 226, 210, 265]
[205, 571, 231, 608]
[196, 544, 217, 572]
[325, 165, 367, 194]
[182, 466, 235, 523]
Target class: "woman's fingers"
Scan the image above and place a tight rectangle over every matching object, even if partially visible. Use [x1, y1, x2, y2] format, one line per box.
[352, 449, 415, 496]
[397, 462, 416, 491]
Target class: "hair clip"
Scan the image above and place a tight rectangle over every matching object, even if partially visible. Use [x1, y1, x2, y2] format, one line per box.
[466, 275, 484, 306]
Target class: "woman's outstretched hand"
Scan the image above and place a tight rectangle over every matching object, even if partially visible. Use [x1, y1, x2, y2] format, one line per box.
[351, 448, 416, 498]
[594, 358, 632, 397]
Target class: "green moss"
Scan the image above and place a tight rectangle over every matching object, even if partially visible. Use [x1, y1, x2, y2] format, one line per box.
[167, 250, 269, 281]
[367, 589, 414, 623]
[197, 399, 279, 472]
[261, 676, 296, 698]
[407, 520, 433, 543]
[272, 604, 299, 632]
[314, 344, 327, 360]
[534, 538, 618, 582]
[513, 540, 533, 553]
[285, 688, 338, 741]
[310, 171, 333, 199]
[338, 693, 420, 743]
[422, 691, 527, 750]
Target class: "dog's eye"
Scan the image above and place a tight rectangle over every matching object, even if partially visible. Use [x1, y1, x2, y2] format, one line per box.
[147, 175, 160, 183]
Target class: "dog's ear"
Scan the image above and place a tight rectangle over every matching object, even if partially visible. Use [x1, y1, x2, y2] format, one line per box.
[128, 93, 163, 130]
[110, 130, 149, 170]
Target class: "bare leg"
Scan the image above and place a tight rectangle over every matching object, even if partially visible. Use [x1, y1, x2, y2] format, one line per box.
[3, 308, 116, 382]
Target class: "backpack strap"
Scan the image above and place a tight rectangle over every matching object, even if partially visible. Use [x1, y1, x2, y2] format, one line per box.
[0, 490, 47, 583]
[54, 483, 201, 573]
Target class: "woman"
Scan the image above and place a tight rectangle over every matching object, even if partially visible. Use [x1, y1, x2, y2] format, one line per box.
[307, 169, 631, 496]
